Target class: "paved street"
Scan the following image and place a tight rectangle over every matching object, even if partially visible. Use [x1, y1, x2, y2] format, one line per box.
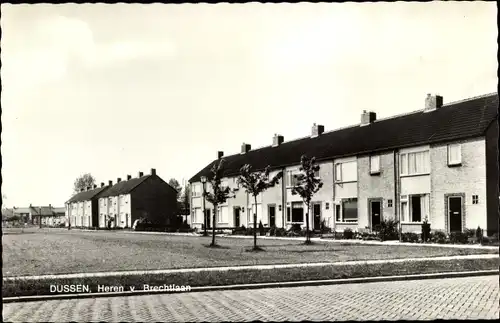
[3, 275, 499, 322]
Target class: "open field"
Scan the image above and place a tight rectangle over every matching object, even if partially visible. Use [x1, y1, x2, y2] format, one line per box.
[3, 228, 498, 277]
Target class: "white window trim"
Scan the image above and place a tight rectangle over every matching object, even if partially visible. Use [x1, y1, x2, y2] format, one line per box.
[334, 199, 359, 223]
[286, 170, 300, 188]
[447, 143, 462, 166]
[370, 155, 381, 174]
[400, 194, 429, 224]
[400, 150, 430, 177]
[335, 161, 357, 183]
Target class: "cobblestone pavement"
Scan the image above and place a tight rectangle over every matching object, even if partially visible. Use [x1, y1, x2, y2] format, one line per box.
[3, 276, 499, 322]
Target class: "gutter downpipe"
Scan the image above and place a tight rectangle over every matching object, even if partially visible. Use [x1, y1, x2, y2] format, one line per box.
[394, 150, 401, 242]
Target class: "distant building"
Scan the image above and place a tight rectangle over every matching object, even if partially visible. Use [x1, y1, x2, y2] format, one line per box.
[97, 169, 178, 229]
[5, 205, 67, 225]
[66, 183, 111, 228]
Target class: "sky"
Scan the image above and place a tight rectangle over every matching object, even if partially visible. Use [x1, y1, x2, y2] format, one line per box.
[1, 2, 497, 208]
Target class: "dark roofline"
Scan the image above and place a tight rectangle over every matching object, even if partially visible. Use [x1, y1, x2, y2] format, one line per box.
[189, 93, 498, 183]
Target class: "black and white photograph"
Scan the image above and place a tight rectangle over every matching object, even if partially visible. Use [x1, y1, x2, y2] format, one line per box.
[1, 1, 499, 322]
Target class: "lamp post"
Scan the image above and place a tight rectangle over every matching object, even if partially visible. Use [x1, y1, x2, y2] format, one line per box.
[201, 176, 208, 236]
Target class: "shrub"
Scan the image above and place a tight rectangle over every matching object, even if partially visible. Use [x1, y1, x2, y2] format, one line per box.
[378, 219, 399, 241]
[475, 227, 484, 244]
[258, 221, 265, 236]
[290, 224, 302, 233]
[464, 228, 476, 238]
[343, 228, 354, 239]
[449, 232, 468, 244]
[421, 221, 431, 242]
[269, 226, 276, 236]
[431, 230, 447, 244]
[275, 228, 286, 237]
[401, 232, 419, 243]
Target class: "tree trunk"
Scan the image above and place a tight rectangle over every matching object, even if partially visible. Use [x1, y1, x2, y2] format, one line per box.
[254, 195, 258, 250]
[305, 202, 311, 244]
[211, 205, 217, 246]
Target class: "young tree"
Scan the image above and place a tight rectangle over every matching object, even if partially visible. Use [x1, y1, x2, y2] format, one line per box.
[73, 173, 96, 194]
[203, 159, 234, 247]
[237, 164, 283, 251]
[181, 183, 191, 215]
[291, 155, 323, 245]
[168, 178, 182, 200]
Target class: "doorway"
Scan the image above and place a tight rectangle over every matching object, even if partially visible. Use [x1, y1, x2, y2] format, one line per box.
[234, 207, 241, 227]
[448, 196, 463, 232]
[369, 199, 382, 230]
[313, 203, 321, 230]
[268, 205, 276, 227]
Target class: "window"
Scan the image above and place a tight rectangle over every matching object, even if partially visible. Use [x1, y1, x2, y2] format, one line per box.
[400, 150, 430, 175]
[286, 206, 291, 222]
[335, 161, 357, 182]
[335, 199, 358, 222]
[192, 184, 202, 197]
[218, 206, 229, 223]
[387, 199, 393, 208]
[314, 169, 320, 178]
[286, 171, 299, 187]
[472, 195, 479, 204]
[401, 194, 428, 222]
[370, 155, 380, 174]
[291, 202, 304, 223]
[220, 180, 229, 190]
[193, 208, 202, 223]
[448, 144, 462, 166]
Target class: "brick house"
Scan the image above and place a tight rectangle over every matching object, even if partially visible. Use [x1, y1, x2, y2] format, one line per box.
[189, 93, 499, 236]
[66, 183, 111, 228]
[97, 169, 178, 229]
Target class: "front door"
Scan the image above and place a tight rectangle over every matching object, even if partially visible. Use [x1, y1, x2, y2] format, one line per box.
[234, 207, 240, 227]
[313, 203, 321, 230]
[449, 196, 462, 232]
[268, 205, 276, 227]
[205, 209, 211, 229]
[370, 200, 382, 230]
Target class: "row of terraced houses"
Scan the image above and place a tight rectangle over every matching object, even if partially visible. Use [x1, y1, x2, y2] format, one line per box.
[188, 93, 499, 236]
[65, 169, 178, 229]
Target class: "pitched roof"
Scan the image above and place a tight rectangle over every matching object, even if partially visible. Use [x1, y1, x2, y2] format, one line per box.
[190, 93, 498, 182]
[98, 175, 151, 198]
[67, 186, 111, 203]
[10, 206, 65, 216]
[52, 207, 65, 214]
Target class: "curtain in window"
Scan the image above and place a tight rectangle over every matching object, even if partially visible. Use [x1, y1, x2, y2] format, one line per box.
[400, 154, 408, 174]
[342, 199, 358, 222]
[449, 144, 461, 164]
[343, 162, 358, 182]
[335, 164, 342, 182]
[408, 153, 417, 174]
[401, 201, 408, 222]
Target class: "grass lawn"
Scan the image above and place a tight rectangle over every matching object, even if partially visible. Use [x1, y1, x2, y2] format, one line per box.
[3, 228, 498, 277]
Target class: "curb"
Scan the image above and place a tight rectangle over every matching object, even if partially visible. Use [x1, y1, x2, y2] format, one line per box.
[4, 254, 498, 281]
[220, 234, 500, 250]
[3, 270, 498, 304]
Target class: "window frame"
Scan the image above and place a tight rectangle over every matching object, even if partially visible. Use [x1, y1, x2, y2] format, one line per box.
[401, 194, 428, 223]
[286, 171, 299, 188]
[335, 161, 357, 183]
[447, 143, 462, 166]
[335, 198, 358, 223]
[370, 155, 381, 175]
[472, 195, 479, 205]
[400, 150, 430, 176]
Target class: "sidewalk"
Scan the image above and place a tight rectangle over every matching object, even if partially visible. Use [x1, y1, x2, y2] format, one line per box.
[64, 228, 499, 250]
[4, 253, 498, 281]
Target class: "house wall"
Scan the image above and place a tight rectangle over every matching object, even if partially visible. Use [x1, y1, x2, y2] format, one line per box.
[131, 175, 177, 226]
[358, 151, 396, 229]
[485, 119, 499, 236]
[430, 137, 488, 232]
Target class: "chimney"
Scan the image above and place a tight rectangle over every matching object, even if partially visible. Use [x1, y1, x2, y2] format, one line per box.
[240, 143, 251, 154]
[217, 151, 224, 159]
[424, 93, 443, 112]
[272, 134, 284, 147]
[93, 184, 97, 189]
[360, 110, 377, 126]
[101, 182, 105, 188]
[109, 180, 113, 186]
[127, 174, 132, 180]
[138, 171, 144, 178]
[117, 178, 121, 183]
[151, 168, 156, 176]
[311, 123, 325, 138]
